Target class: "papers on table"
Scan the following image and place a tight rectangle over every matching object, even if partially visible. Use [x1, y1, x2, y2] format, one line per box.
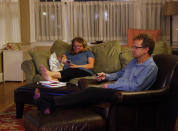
[39, 80, 66, 88]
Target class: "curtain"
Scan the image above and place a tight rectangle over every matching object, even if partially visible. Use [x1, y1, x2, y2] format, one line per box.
[35, 0, 169, 43]
[35, 1, 65, 41]
[67, 2, 130, 42]
[0, 0, 21, 47]
[67, 0, 169, 42]
[137, 0, 169, 40]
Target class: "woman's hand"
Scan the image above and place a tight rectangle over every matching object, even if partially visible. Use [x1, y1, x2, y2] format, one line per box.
[69, 64, 78, 68]
[58, 54, 67, 64]
[68, 57, 95, 69]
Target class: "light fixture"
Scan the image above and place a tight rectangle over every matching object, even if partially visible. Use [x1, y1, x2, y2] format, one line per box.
[163, 1, 178, 46]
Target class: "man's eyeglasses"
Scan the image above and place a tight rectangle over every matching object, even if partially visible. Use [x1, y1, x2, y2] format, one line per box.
[131, 46, 145, 49]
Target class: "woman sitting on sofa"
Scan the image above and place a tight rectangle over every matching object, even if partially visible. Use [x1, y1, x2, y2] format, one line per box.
[40, 37, 95, 82]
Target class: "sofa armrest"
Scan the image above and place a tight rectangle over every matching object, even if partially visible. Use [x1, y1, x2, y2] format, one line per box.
[21, 59, 36, 84]
[115, 87, 169, 104]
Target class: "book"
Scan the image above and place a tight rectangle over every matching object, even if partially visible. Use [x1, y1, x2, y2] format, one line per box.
[39, 80, 66, 88]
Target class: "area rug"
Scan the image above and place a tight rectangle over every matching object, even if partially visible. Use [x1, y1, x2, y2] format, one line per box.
[0, 104, 36, 131]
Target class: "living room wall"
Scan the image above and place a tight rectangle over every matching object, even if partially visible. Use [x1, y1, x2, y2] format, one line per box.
[0, 0, 30, 82]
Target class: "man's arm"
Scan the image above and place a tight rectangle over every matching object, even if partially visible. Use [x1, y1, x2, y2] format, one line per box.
[105, 69, 125, 81]
[106, 64, 158, 91]
[105, 59, 135, 81]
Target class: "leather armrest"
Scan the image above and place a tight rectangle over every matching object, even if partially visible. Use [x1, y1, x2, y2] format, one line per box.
[21, 59, 37, 83]
[114, 86, 169, 104]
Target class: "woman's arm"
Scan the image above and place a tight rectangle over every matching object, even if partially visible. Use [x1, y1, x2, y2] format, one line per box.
[70, 57, 95, 69]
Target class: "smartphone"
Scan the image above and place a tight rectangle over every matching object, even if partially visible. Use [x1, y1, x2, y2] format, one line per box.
[66, 60, 72, 64]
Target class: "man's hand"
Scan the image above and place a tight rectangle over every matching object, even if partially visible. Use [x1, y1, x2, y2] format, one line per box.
[101, 84, 108, 88]
[96, 72, 106, 81]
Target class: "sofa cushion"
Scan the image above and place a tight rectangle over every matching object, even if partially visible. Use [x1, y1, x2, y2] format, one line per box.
[120, 47, 133, 69]
[91, 40, 121, 73]
[127, 29, 160, 46]
[153, 41, 172, 55]
[50, 40, 71, 57]
[29, 50, 51, 73]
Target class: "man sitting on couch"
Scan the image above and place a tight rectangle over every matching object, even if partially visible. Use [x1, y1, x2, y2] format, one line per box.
[34, 33, 158, 115]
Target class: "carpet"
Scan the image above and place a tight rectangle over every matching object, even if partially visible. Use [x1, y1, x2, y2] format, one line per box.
[0, 104, 36, 131]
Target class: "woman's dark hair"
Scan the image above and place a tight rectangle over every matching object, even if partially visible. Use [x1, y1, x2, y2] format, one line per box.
[133, 34, 155, 55]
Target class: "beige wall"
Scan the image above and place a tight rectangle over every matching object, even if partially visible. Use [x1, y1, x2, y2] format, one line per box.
[0, 52, 2, 73]
[0, 0, 30, 74]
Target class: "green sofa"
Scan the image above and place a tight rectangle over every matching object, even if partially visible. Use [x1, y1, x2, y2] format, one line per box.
[21, 40, 172, 86]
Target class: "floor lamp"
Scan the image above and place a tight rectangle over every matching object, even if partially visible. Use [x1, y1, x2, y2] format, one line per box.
[163, 1, 178, 46]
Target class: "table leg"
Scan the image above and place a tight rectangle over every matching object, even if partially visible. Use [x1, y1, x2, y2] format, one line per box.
[16, 103, 24, 118]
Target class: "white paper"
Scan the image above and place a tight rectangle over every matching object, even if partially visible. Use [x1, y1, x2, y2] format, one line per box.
[39, 81, 66, 88]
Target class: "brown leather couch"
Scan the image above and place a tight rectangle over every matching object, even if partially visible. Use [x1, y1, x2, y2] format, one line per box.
[22, 54, 178, 131]
[108, 54, 178, 131]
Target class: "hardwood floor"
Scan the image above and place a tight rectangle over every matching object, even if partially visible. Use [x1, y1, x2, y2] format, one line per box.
[0, 81, 177, 131]
[0, 81, 26, 112]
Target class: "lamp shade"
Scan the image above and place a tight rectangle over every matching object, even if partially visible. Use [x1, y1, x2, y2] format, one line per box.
[163, 1, 178, 16]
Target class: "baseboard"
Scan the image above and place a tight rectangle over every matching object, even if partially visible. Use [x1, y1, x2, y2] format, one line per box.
[0, 73, 3, 82]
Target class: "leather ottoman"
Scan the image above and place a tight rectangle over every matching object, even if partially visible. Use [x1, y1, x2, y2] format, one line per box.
[14, 83, 79, 118]
[23, 107, 106, 131]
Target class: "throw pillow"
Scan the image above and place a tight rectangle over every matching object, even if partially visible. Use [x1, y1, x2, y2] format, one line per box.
[91, 40, 121, 73]
[49, 52, 64, 72]
[127, 29, 160, 46]
[50, 40, 71, 57]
